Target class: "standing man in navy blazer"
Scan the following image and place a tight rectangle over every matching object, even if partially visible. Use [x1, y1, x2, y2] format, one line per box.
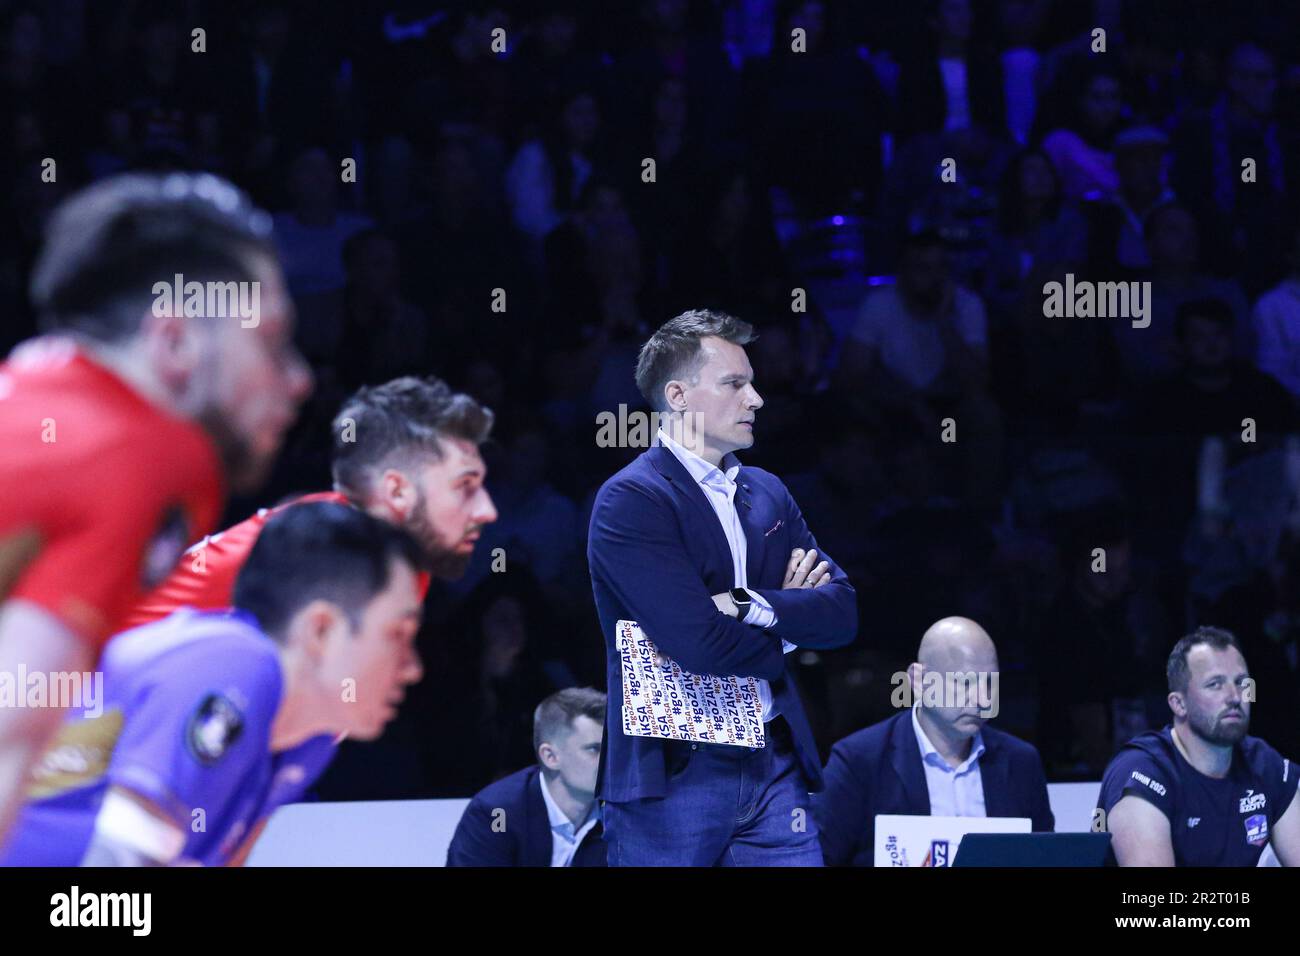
[815, 617, 1054, 866]
[587, 309, 858, 866]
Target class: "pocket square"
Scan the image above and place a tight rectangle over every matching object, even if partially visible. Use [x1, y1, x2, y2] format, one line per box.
[764, 519, 783, 537]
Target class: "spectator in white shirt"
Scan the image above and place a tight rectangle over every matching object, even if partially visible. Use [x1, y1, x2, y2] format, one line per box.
[505, 86, 601, 265]
[836, 229, 1003, 506]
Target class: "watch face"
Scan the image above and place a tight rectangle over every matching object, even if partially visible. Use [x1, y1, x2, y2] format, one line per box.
[731, 589, 751, 606]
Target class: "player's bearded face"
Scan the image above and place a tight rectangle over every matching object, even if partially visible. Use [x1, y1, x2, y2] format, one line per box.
[1183, 646, 1251, 746]
[1186, 690, 1250, 745]
[196, 261, 312, 492]
[404, 443, 497, 579]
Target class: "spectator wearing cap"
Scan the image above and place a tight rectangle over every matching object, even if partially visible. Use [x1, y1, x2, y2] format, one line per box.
[1083, 124, 1175, 276]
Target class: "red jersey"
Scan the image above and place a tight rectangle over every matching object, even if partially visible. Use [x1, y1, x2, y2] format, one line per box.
[0, 338, 224, 649]
[125, 491, 431, 628]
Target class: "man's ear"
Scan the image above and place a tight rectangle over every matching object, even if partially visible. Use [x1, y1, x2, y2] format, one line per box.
[141, 309, 202, 398]
[538, 742, 559, 771]
[285, 600, 347, 660]
[663, 380, 686, 412]
[907, 662, 924, 699]
[375, 467, 418, 522]
[1167, 691, 1186, 719]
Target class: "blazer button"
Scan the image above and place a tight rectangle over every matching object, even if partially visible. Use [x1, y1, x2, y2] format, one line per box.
[691, 744, 698, 750]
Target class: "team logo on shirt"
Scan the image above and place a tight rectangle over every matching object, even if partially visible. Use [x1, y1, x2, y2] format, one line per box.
[1244, 813, 1269, 847]
[186, 694, 244, 766]
[1239, 790, 1266, 814]
[140, 506, 190, 589]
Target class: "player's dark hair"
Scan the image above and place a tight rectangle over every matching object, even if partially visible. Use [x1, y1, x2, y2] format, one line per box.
[330, 376, 495, 500]
[635, 309, 756, 412]
[533, 687, 606, 754]
[1167, 626, 1243, 694]
[233, 502, 425, 641]
[30, 172, 276, 342]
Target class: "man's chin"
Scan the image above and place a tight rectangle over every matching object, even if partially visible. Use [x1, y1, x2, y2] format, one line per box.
[1213, 718, 1249, 744]
[198, 412, 276, 492]
[428, 549, 474, 581]
[228, 454, 276, 494]
[1193, 716, 1249, 746]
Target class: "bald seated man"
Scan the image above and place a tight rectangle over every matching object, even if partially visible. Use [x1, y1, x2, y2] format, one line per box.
[814, 617, 1053, 865]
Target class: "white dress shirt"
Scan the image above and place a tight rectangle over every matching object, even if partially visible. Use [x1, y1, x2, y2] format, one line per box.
[657, 429, 793, 721]
[912, 706, 987, 818]
[538, 772, 599, 868]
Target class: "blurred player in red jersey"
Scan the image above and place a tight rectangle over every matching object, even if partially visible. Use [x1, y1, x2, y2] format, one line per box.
[126, 375, 500, 627]
[0, 173, 313, 844]
[122, 376, 499, 866]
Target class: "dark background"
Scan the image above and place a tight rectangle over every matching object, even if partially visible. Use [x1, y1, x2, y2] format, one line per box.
[3, 0, 1299, 797]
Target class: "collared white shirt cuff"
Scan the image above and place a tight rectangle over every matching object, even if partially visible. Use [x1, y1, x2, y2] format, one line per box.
[741, 591, 796, 653]
[742, 589, 776, 628]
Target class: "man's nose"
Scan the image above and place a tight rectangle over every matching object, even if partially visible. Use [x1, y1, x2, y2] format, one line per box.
[288, 352, 314, 401]
[476, 488, 499, 525]
[747, 386, 763, 410]
[403, 648, 424, 685]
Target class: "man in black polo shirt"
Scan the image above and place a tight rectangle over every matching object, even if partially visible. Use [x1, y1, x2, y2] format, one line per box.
[1097, 626, 1300, 866]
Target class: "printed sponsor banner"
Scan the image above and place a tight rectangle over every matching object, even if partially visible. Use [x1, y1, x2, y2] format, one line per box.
[616, 619, 765, 748]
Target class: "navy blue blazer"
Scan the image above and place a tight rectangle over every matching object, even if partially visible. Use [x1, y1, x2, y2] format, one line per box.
[587, 443, 858, 803]
[814, 711, 1055, 866]
[444, 766, 606, 867]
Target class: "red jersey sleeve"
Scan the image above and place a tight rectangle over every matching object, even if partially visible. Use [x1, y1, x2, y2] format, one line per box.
[10, 443, 222, 646]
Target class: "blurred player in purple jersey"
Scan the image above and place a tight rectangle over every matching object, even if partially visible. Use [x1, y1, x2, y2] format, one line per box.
[0, 502, 424, 866]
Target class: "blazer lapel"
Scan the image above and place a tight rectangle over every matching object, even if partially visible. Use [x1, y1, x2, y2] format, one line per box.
[888, 711, 932, 814]
[975, 733, 1007, 817]
[647, 444, 733, 578]
[733, 468, 769, 582]
[526, 769, 554, 867]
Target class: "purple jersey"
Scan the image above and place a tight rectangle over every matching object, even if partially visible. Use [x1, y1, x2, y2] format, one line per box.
[0, 608, 336, 866]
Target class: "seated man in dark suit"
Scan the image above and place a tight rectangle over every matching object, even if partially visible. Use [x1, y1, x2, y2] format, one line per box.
[815, 617, 1053, 865]
[445, 688, 606, 867]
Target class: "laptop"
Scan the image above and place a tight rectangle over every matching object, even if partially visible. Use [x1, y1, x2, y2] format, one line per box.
[952, 832, 1112, 867]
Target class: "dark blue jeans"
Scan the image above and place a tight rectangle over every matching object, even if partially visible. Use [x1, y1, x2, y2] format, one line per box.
[603, 719, 824, 866]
